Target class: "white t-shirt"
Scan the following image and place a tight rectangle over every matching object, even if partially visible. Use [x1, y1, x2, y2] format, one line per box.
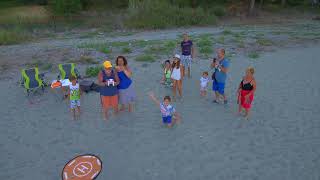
[200, 77, 209, 88]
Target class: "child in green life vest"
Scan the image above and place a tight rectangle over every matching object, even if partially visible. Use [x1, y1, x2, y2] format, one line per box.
[68, 75, 82, 120]
[160, 60, 173, 87]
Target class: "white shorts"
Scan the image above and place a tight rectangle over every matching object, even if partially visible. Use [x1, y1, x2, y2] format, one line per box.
[200, 86, 208, 91]
[70, 99, 80, 109]
[181, 55, 192, 68]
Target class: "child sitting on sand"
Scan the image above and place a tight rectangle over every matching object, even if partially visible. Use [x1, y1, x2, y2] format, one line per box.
[160, 60, 173, 87]
[68, 75, 82, 120]
[200, 71, 210, 97]
[149, 92, 181, 128]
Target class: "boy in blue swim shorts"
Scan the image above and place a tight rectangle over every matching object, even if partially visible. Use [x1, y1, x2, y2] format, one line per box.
[149, 92, 181, 128]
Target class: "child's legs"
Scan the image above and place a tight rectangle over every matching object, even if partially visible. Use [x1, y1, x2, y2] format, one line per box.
[70, 108, 76, 118]
[177, 80, 182, 97]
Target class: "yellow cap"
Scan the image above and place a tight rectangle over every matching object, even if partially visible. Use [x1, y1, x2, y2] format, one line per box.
[103, 60, 112, 68]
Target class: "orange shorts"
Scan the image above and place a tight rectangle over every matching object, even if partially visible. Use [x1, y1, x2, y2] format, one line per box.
[101, 95, 118, 109]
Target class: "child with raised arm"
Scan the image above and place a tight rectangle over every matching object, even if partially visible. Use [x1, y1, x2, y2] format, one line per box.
[68, 75, 82, 120]
[148, 92, 181, 128]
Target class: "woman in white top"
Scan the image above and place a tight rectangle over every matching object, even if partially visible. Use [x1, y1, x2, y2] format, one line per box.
[171, 54, 184, 100]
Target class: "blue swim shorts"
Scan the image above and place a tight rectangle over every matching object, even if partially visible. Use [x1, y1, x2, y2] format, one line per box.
[212, 81, 225, 95]
[162, 116, 172, 124]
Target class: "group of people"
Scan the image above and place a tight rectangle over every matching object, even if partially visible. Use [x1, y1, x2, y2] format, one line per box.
[155, 33, 257, 127]
[66, 33, 257, 127]
[67, 56, 136, 120]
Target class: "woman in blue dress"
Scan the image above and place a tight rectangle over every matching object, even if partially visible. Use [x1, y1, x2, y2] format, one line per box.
[115, 56, 136, 112]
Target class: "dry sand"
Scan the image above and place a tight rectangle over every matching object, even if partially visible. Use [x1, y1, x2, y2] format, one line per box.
[0, 43, 319, 180]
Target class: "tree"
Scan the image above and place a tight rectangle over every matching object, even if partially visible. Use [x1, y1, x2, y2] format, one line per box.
[281, 0, 286, 7]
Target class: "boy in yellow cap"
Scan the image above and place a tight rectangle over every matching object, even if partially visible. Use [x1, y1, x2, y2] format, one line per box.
[97, 60, 120, 120]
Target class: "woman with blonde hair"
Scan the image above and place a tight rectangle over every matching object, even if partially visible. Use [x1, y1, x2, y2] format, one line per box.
[237, 67, 257, 119]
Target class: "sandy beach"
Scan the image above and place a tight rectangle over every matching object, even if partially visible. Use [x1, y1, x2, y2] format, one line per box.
[0, 41, 319, 180]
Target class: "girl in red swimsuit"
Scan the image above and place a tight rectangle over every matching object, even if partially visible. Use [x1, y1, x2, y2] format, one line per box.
[237, 67, 257, 120]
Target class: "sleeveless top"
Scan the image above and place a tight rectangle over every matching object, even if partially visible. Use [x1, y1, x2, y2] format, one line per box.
[69, 83, 80, 100]
[117, 69, 132, 90]
[164, 69, 172, 79]
[241, 79, 254, 91]
[171, 67, 181, 80]
[100, 70, 118, 96]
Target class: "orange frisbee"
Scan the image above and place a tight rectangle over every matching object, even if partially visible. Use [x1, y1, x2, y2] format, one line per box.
[62, 154, 102, 180]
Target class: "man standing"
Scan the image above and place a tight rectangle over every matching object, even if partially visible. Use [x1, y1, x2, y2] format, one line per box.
[181, 33, 194, 78]
[211, 49, 230, 104]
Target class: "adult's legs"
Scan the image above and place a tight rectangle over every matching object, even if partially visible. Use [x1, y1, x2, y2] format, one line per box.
[244, 108, 250, 120]
[172, 80, 177, 100]
[128, 103, 133, 112]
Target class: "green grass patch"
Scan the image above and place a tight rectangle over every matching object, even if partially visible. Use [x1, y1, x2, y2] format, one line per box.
[79, 56, 98, 64]
[222, 29, 233, 35]
[0, 5, 50, 25]
[144, 40, 177, 57]
[121, 47, 132, 54]
[126, 1, 216, 29]
[197, 36, 213, 57]
[85, 65, 103, 77]
[217, 36, 225, 44]
[110, 41, 130, 47]
[77, 42, 112, 54]
[0, 28, 30, 45]
[256, 38, 273, 46]
[248, 52, 260, 59]
[135, 54, 155, 62]
[199, 46, 213, 56]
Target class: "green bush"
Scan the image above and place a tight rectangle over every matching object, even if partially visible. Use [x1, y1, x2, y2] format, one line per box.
[85, 65, 103, 77]
[211, 6, 226, 17]
[248, 52, 260, 59]
[126, 0, 216, 29]
[121, 46, 132, 53]
[50, 0, 83, 16]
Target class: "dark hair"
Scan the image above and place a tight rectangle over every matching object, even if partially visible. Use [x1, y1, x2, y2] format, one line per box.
[116, 56, 128, 66]
[213, 58, 217, 62]
[163, 96, 171, 102]
[203, 71, 209, 76]
[69, 75, 76, 81]
[172, 58, 180, 69]
[164, 60, 170, 64]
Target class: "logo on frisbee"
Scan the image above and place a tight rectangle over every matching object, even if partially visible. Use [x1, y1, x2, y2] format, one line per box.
[62, 154, 102, 180]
